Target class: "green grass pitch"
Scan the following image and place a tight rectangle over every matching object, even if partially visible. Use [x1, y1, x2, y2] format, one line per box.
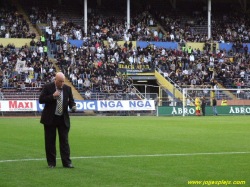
[0, 116, 250, 187]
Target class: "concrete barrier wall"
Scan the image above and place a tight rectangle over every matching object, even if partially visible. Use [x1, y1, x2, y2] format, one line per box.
[0, 38, 37, 47]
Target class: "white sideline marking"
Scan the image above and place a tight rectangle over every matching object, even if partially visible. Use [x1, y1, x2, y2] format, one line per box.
[0, 152, 249, 163]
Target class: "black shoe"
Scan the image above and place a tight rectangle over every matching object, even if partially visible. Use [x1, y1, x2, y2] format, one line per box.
[48, 165, 55, 168]
[63, 164, 74, 168]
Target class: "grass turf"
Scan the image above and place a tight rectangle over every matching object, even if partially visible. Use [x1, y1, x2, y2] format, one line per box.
[0, 116, 250, 187]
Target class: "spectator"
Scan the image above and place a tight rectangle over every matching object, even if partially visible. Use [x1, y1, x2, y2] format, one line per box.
[212, 97, 218, 116]
[83, 78, 91, 90]
[2, 77, 9, 88]
[78, 77, 83, 90]
[85, 89, 91, 100]
[21, 82, 26, 92]
[25, 76, 32, 86]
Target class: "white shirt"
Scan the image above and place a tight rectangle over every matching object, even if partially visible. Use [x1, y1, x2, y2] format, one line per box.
[110, 42, 115, 49]
[108, 37, 113, 43]
[75, 30, 80, 36]
[161, 49, 166, 56]
[154, 30, 158, 37]
[3, 57, 8, 63]
[85, 91, 91, 97]
[183, 69, 188, 75]
[72, 75, 77, 81]
[84, 80, 90, 87]
[48, 29, 52, 35]
[240, 71, 245, 78]
[1, 25, 5, 30]
[189, 55, 195, 62]
[25, 77, 31, 83]
[149, 19, 154, 25]
[78, 79, 83, 84]
[52, 20, 57, 28]
[163, 72, 168, 77]
[124, 35, 130, 41]
[114, 77, 119, 84]
[170, 34, 174, 40]
[39, 46, 43, 53]
[32, 51, 37, 57]
[129, 56, 133, 63]
[5, 33, 9, 38]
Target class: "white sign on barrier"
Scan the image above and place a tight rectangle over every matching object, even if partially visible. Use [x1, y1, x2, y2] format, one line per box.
[0, 100, 37, 111]
[0, 100, 155, 112]
[98, 100, 155, 111]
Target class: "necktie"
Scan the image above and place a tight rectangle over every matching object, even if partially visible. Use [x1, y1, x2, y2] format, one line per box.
[57, 92, 63, 114]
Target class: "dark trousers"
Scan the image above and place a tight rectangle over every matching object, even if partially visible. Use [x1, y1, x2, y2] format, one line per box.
[202, 107, 205, 116]
[44, 115, 71, 166]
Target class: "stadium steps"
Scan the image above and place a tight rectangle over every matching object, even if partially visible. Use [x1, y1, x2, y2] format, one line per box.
[12, 0, 40, 39]
[217, 83, 237, 99]
[154, 70, 185, 104]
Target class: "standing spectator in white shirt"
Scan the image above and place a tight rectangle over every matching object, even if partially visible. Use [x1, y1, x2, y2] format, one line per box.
[170, 33, 175, 41]
[189, 54, 195, 62]
[71, 74, 77, 85]
[52, 19, 57, 29]
[78, 77, 83, 90]
[83, 78, 91, 90]
[240, 70, 245, 82]
[161, 48, 166, 56]
[209, 55, 215, 67]
[110, 41, 115, 49]
[5, 32, 10, 38]
[149, 18, 154, 26]
[114, 76, 119, 85]
[38, 46, 44, 56]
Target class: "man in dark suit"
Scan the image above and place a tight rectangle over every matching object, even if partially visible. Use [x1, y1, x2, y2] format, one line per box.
[39, 72, 76, 168]
[201, 97, 206, 116]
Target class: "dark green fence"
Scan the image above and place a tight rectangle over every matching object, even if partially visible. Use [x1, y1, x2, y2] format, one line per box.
[158, 106, 250, 116]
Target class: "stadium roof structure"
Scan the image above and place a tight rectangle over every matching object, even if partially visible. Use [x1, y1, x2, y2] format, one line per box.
[142, 0, 250, 12]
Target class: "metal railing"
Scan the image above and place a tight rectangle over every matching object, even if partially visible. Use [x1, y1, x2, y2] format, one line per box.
[0, 92, 40, 100]
[78, 93, 158, 101]
[131, 85, 146, 100]
[155, 67, 196, 105]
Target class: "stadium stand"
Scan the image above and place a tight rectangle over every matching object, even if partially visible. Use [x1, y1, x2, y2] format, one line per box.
[0, 0, 250, 106]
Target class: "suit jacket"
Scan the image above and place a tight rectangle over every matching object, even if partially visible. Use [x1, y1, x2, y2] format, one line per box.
[39, 82, 75, 127]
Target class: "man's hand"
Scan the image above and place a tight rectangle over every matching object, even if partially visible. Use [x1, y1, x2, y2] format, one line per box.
[53, 90, 61, 98]
[71, 106, 76, 112]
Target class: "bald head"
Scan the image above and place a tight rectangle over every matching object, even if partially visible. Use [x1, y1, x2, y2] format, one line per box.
[55, 72, 65, 89]
[56, 72, 65, 79]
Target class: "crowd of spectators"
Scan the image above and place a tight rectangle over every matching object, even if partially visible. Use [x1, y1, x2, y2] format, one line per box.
[25, 3, 163, 43]
[159, 46, 250, 89]
[151, 5, 250, 44]
[28, 2, 249, 91]
[56, 41, 138, 100]
[28, 6, 56, 25]
[0, 3, 37, 39]
[53, 34, 250, 96]
[0, 39, 141, 101]
[0, 42, 57, 92]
